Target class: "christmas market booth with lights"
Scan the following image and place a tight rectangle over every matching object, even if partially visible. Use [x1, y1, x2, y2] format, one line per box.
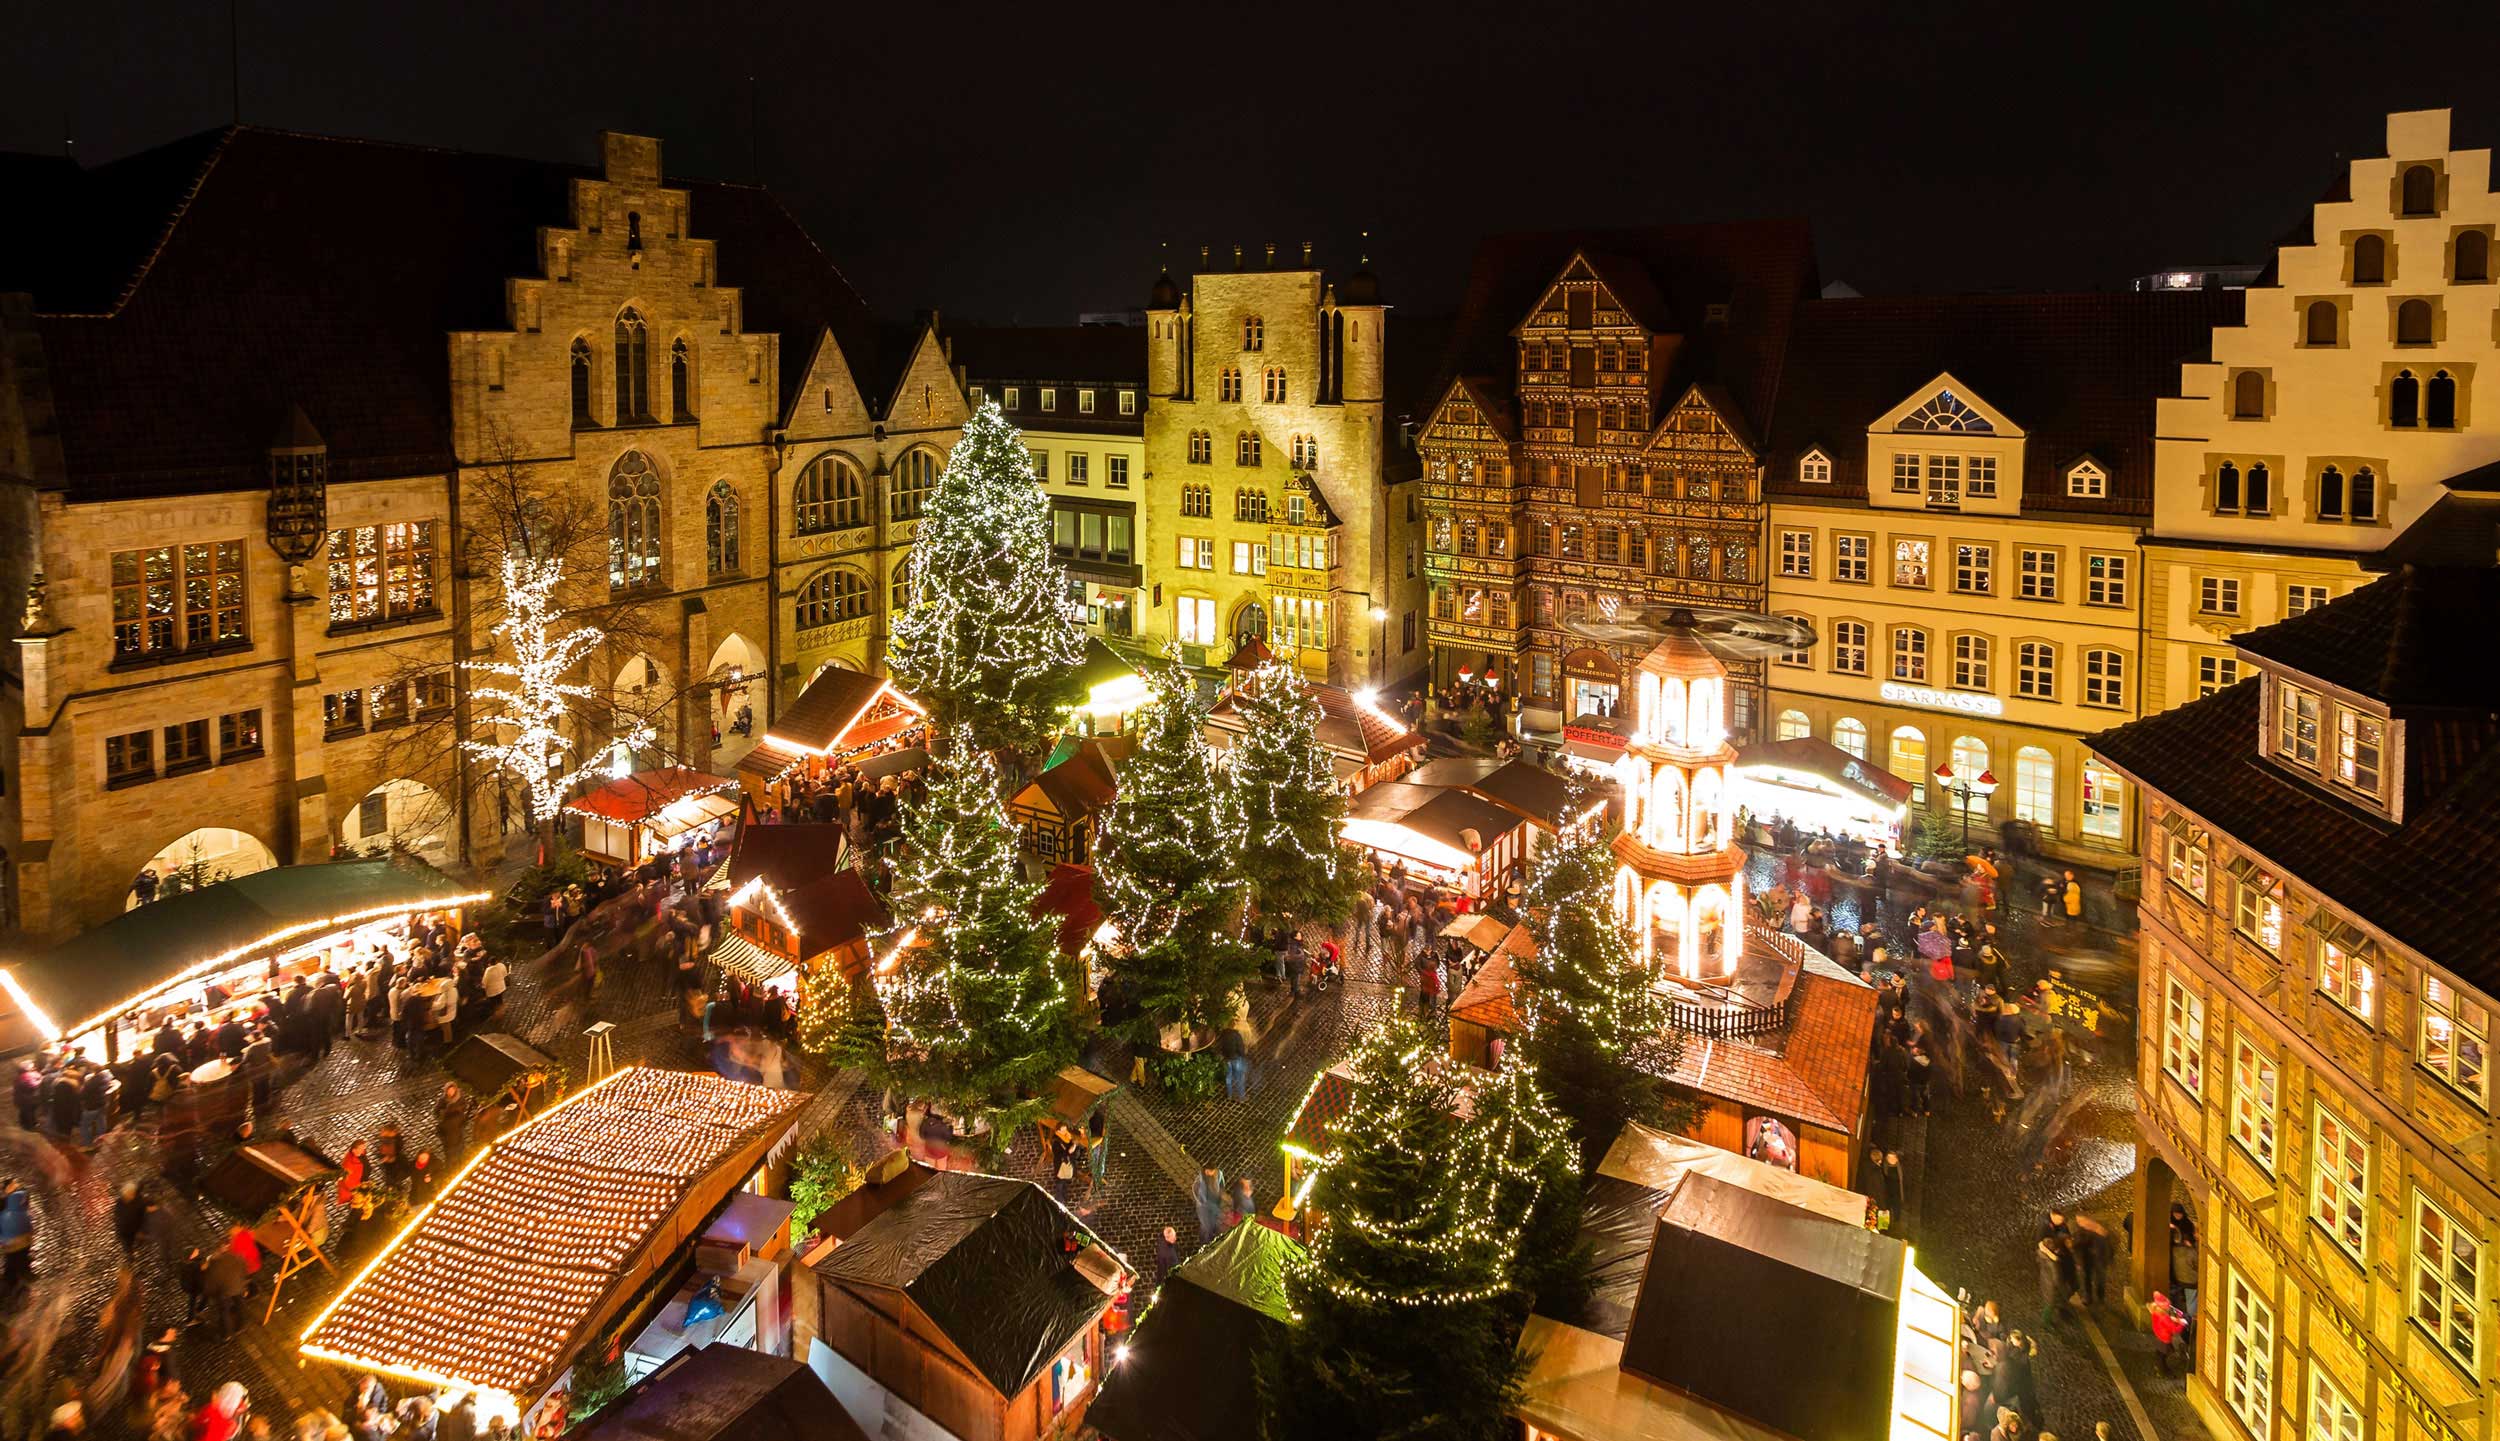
[1341, 780, 1533, 898]
[564, 768, 742, 870]
[1008, 735, 1130, 866]
[0, 857, 487, 1060]
[570, 1343, 869, 1441]
[794, 1168, 1128, 1441]
[1729, 735, 1913, 852]
[712, 823, 890, 997]
[1086, 1221, 1300, 1441]
[1204, 649, 1424, 795]
[1514, 1120, 1957, 1441]
[300, 1066, 808, 1437]
[735, 665, 927, 805]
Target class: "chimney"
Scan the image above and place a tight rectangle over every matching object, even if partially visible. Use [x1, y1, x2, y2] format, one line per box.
[1264, 242, 1277, 267]
[1301, 240, 1313, 266]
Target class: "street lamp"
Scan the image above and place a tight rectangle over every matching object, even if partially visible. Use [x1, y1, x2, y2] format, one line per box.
[1931, 763, 1998, 850]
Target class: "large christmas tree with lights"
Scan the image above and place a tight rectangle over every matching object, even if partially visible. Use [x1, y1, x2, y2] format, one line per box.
[1226, 661, 1361, 930]
[1259, 1017, 1527, 1441]
[1514, 788, 1680, 1172]
[810, 729, 1079, 1142]
[1469, 1048, 1590, 1316]
[886, 400, 1087, 772]
[1094, 657, 1262, 1039]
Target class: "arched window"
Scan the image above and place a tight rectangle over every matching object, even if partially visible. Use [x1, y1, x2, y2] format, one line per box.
[2317, 465, 2345, 519]
[2306, 300, 2340, 346]
[2246, 462, 2271, 513]
[1219, 367, 1242, 402]
[614, 308, 650, 420]
[1237, 489, 1270, 524]
[890, 554, 913, 614]
[1832, 717, 1868, 760]
[2402, 164, 2439, 217]
[1775, 709, 1810, 741]
[2352, 235, 2386, 285]
[705, 480, 739, 575]
[792, 453, 864, 533]
[2456, 230, 2490, 283]
[2214, 461, 2242, 513]
[1188, 430, 1212, 465]
[1237, 432, 1263, 467]
[607, 450, 662, 590]
[2397, 299, 2435, 345]
[1242, 315, 1264, 350]
[2350, 467, 2378, 522]
[2428, 369, 2459, 429]
[2391, 369, 2421, 428]
[890, 449, 938, 521]
[2232, 370, 2266, 419]
[2014, 746, 2055, 825]
[795, 568, 870, 629]
[1948, 735, 1990, 815]
[671, 339, 694, 420]
[1263, 368, 1286, 403]
[1291, 435, 1318, 470]
[570, 338, 594, 427]
[1889, 726, 1928, 804]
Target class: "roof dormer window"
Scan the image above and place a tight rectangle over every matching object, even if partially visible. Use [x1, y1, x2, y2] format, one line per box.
[1798, 449, 1831, 484]
[2066, 460, 2107, 498]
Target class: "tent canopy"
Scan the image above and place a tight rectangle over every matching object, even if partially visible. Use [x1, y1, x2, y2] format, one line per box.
[564, 768, 740, 824]
[1087, 1224, 1301, 1441]
[1734, 736, 1914, 810]
[2, 858, 484, 1041]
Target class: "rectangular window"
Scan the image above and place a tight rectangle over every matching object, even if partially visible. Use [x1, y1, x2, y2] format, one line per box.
[1532, 651, 1557, 699]
[2198, 654, 2241, 697]
[2336, 707, 2385, 796]
[2082, 649, 2127, 709]
[414, 673, 453, 715]
[1595, 528, 1620, 565]
[1953, 543, 1992, 595]
[1833, 533, 1871, 583]
[1002, 386, 1021, 409]
[2311, 1102, 2370, 1261]
[2421, 974, 2490, 1105]
[1032, 449, 1050, 481]
[2309, 1371, 2362, 1441]
[2017, 641, 2056, 700]
[112, 540, 248, 658]
[2015, 751, 2054, 824]
[1232, 540, 1268, 575]
[370, 681, 410, 727]
[1118, 389, 1136, 416]
[2085, 552, 2129, 607]
[2163, 975, 2206, 1098]
[1402, 612, 1416, 652]
[2081, 760, 2126, 840]
[1066, 453, 1089, 485]
[2287, 582, 2329, 616]
[2318, 934, 2376, 1023]
[2200, 575, 2242, 616]
[2167, 833, 2209, 901]
[105, 729, 154, 786]
[1924, 453, 1961, 507]
[1107, 455, 1129, 488]
[326, 522, 438, 627]
[1892, 538, 1930, 588]
[1832, 621, 1869, 675]
[1891, 627, 1929, 682]
[324, 689, 365, 736]
[2225, 1271, 2274, 1439]
[1040, 387, 1058, 412]
[1965, 454, 1999, 498]
[1176, 595, 1217, 645]
[1951, 633, 1990, 691]
[218, 708, 264, 761]
[161, 717, 210, 773]
[2018, 548, 2058, 601]
[1889, 452, 1921, 494]
[1077, 388, 1096, 415]
[2413, 1193, 2483, 1370]
[1776, 614, 1810, 667]
[2231, 1036, 2278, 1172]
[2233, 872, 2284, 954]
[2275, 681, 2322, 769]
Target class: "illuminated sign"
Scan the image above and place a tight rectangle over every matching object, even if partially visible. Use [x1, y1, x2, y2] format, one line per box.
[1880, 681, 2006, 717]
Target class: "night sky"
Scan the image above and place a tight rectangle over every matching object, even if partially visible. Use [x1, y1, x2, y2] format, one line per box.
[9, 1, 2500, 326]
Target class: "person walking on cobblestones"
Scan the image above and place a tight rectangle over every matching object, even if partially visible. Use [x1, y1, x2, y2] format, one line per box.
[1218, 1026, 1249, 1101]
[14, 1059, 41, 1129]
[2034, 1231, 2076, 1330]
[1191, 1165, 1228, 1243]
[2147, 1292, 2190, 1376]
[435, 1086, 470, 1164]
[201, 1245, 247, 1339]
[0, 1178, 32, 1292]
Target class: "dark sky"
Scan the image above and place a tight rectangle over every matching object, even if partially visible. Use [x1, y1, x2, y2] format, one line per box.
[9, 0, 2500, 325]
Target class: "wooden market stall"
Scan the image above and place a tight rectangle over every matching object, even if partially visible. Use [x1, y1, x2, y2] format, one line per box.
[1340, 779, 1534, 899]
[797, 1169, 1125, 1441]
[202, 1136, 340, 1320]
[712, 825, 890, 997]
[736, 668, 928, 805]
[0, 858, 487, 1062]
[572, 1345, 869, 1441]
[1087, 1222, 1300, 1441]
[1204, 670, 1425, 796]
[565, 768, 742, 870]
[1008, 737, 1127, 866]
[301, 1066, 809, 1438]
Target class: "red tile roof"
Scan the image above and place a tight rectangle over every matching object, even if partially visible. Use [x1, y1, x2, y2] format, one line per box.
[563, 768, 739, 823]
[1663, 951, 1876, 1134]
[1033, 864, 1104, 960]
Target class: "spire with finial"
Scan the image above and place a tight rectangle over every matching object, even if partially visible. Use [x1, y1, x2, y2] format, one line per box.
[1149, 240, 1180, 309]
[1342, 229, 1382, 305]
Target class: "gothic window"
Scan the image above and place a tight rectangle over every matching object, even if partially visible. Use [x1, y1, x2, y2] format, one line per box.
[2392, 369, 2421, 427]
[795, 568, 870, 629]
[2351, 468, 2379, 522]
[705, 480, 740, 575]
[570, 338, 594, 427]
[1219, 367, 1243, 402]
[2402, 164, 2439, 216]
[2316, 466, 2344, 520]
[2429, 369, 2459, 429]
[889, 448, 938, 521]
[614, 308, 651, 421]
[607, 450, 662, 590]
[2457, 230, 2490, 283]
[2232, 370, 2266, 419]
[2247, 462, 2272, 514]
[2306, 300, 2340, 346]
[793, 454, 865, 533]
[1898, 388, 1994, 433]
[1188, 430, 1212, 464]
[1237, 432, 1263, 466]
[1243, 315, 1264, 350]
[1263, 368, 1286, 403]
[2215, 461, 2242, 513]
[2352, 235, 2387, 285]
[2397, 299, 2435, 345]
[671, 338, 695, 419]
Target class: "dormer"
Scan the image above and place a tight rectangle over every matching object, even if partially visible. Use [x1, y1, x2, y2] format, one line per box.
[2064, 455, 2109, 500]
[1866, 374, 2025, 516]
[2253, 662, 2401, 823]
[1796, 446, 1833, 486]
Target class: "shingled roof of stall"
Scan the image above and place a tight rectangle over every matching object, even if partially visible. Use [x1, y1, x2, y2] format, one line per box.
[1087, 1223, 1300, 1441]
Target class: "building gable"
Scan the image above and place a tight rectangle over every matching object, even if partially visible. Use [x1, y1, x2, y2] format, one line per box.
[881, 323, 971, 437]
[1871, 372, 2026, 439]
[784, 327, 874, 440]
[1419, 376, 1514, 447]
[1646, 383, 1761, 462]
[1510, 250, 1670, 341]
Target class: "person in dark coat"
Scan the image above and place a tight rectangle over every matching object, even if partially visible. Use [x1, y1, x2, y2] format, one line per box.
[48, 1067, 82, 1136]
[434, 1085, 470, 1163]
[312, 980, 345, 1059]
[1190, 1166, 1228, 1244]
[214, 1014, 249, 1063]
[13, 1059, 43, 1129]
[201, 1244, 248, 1337]
[113, 1182, 149, 1254]
[1989, 1329, 2039, 1424]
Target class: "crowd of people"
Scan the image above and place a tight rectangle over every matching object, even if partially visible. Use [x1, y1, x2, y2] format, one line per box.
[754, 752, 929, 865]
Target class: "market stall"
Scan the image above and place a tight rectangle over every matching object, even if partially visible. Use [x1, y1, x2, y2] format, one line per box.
[1205, 674, 1424, 795]
[1088, 1222, 1300, 1441]
[566, 768, 742, 870]
[1009, 737, 1127, 866]
[735, 668, 927, 805]
[301, 1066, 809, 1438]
[1340, 780, 1532, 898]
[0, 858, 486, 1062]
[1731, 736, 1912, 851]
[714, 825, 889, 996]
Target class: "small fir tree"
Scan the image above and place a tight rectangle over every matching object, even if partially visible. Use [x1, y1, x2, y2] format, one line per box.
[1094, 657, 1263, 1039]
[1514, 786, 1684, 1173]
[1259, 1017, 1526, 1441]
[1227, 661, 1362, 930]
[808, 729, 1079, 1142]
[886, 401, 1087, 774]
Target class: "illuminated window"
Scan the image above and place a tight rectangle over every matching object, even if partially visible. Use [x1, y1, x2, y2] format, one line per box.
[1242, 315, 1263, 350]
[105, 729, 154, 786]
[1947, 735, 1989, 815]
[1832, 717, 1868, 760]
[1888, 726, 1927, 804]
[1775, 709, 1810, 741]
[1892, 538, 1930, 588]
[2413, 1193, 2483, 1369]
[2335, 707, 2385, 796]
[2232, 867, 2283, 954]
[890, 449, 939, 521]
[1890, 452, 1921, 494]
[2309, 1371, 2361, 1441]
[1924, 453, 1962, 507]
[614, 307, 650, 420]
[2014, 747, 2053, 825]
[2317, 929, 2376, 1023]
[794, 569, 869, 628]
[2162, 975, 2205, 1099]
[1237, 432, 1263, 467]
[2017, 641, 2056, 700]
[1834, 533, 1871, 583]
[2230, 1036, 2278, 1173]
[2198, 654, 2241, 697]
[2225, 1271, 2274, 1438]
[2081, 760, 2125, 840]
[2275, 681, 2322, 769]
[1219, 367, 1242, 401]
[1177, 595, 1218, 645]
[1263, 367, 1287, 403]
[1798, 450, 1831, 484]
[115, 540, 250, 656]
[1965, 454, 1998, 499]
[2311, 1101, 2370, 1261]
[1188, 430, 1212, 465]
[1891, 627, 1929, 683]
[2081, 649, 2125, 709]
[1953, 543, 1992, 594]
[2166, 832, 2208, 901]
[2066, 460, 2106, 498]
[2420, 974, 2490, 1105]
[1831, 620, 1868, 676]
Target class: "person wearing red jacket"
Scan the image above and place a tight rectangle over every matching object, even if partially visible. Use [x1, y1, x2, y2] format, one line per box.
[2148, 1291, 2191, 1376]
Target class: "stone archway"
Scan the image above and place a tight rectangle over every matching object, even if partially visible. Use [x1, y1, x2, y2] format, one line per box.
[705, 632, 763, 765]
[129, 827, 278, 909]
[339, 779, 455, 865]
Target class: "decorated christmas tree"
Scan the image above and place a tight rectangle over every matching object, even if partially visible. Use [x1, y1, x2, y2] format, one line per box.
[886, 400, 1087, 774]
[1094, 657, 1262, 1040]
[1467, 1049, 1590, 1317]
[1225, 661, 1362, 931]
[1514, 786, 1681, 1172]
[806, 728, 1079, 1143]
[1259, 1017, 1526, 1441]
